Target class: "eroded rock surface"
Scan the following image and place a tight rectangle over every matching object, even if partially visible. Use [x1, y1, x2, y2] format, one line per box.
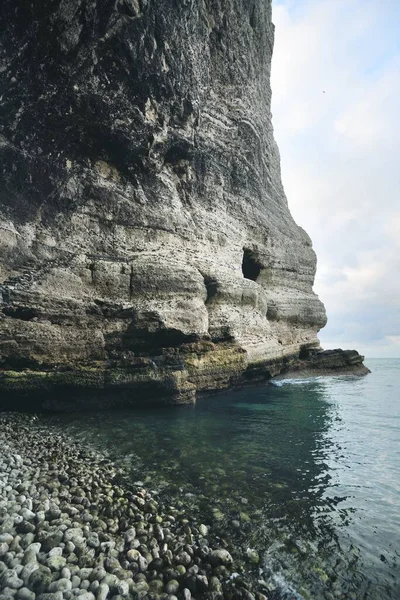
[0, 0, 361, 405]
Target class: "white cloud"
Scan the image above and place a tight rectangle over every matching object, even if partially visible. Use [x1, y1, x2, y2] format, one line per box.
[271, 0, 400, 357]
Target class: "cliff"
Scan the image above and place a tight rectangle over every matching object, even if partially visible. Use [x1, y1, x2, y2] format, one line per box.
[0, 0, 366, 407]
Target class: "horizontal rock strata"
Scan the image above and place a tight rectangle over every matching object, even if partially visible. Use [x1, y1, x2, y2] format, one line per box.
[0, 1, 366, 406]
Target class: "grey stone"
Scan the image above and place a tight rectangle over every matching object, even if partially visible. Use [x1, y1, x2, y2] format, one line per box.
[198, 524, 208, 537]
[16, 588, 36, 600]
[89, 581, 99, 594]
[89, 567, 106, 583]
[126, 549, 140, 562]
[86, 533, 100, 549]
[48, 578, 72, 593]
[116, 580, 129, 597]
[28, 566, 53, 594]
[48, 547, 63, 558]
[46, 555, 67, 570]
[138, 556, 148, 572]
[61, 567, 72, 580]
[209, 549, 233, 566]
[96, 583, 109, 600]
[2, 569, 24, 589]
[176, 552, 191, 567]
[41, 534, 63, 553]
[21, 562, 40, 584]
[1, 587, 18, 600]
[71, 576, 81, 589]
[209, 577, 222, 592]
[20, 508, 35, 521]
[165, 580, 180, 595]
[22, 549, 39, 566]
[123, 529, 136, 544]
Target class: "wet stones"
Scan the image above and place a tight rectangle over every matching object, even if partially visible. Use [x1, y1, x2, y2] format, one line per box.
[0, 413, 266, 600]
[209, 549, 234, 566]
[1, 568, 24, 589]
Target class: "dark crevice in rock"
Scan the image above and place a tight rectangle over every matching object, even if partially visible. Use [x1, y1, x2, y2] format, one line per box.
[299, 345, 319, 359]
[2, 306, 39, 321]
[203, 276, 218, 305]
[242, 248, 263, 281]
[0, 285, 12, 305]
[129, 264, 134, 299]
[210, 327, 235, 344]
[163, 140, 194, 167]
[266, 303, 278, 322]
[122, 312, 199, 353]
[89, 262, 96, 283]
[0, 356, 42, 371]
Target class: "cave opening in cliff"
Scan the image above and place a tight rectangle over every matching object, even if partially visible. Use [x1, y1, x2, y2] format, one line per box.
[242, 249, 262, 281]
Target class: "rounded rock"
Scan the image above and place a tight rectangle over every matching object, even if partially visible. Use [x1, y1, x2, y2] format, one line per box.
[2, 569, 24, 589]
[198, 525, 208, 537]
[96, 583, 109, 600]
[48, 578, 73, 593]
[126, 549, 140, 562]
[165, 580, 180, 595]
[176, 552, 191, 567]
[117, 580, 129, 597]
[16, 588, 36, 600]
[209, 549, 233, 566]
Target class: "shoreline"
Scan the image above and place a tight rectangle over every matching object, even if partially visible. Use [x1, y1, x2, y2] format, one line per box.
[0, 413, 265, 600]
[0, 349, 369, 412]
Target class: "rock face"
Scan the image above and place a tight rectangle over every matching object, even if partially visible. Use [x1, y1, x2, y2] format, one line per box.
[0, 1, 365, 406]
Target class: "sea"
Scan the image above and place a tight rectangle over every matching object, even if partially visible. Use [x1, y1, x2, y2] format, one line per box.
[47, 358, 400, 600]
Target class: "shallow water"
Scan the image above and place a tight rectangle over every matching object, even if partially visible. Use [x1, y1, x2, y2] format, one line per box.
[47, 358, 400, 599]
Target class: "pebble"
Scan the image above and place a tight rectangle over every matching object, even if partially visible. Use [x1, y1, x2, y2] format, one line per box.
[16, 588, 36, 600]
[48, 578, 72, 592]
[126, 548, 140, 562]
[96, 583, 109, 600]
[0, 542, 9, 556]
[0, 413, 261, 600]
[165, 579, 180, 594]
[2, 569, 24, 589]
[210, 549, 233, 566]
[116, 580, 129, 596]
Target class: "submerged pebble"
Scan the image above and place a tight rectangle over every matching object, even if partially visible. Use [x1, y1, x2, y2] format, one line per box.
[0, 413, 262, 600]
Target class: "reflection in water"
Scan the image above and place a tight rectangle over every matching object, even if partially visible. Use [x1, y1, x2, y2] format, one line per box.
[47, 360, 400, 600]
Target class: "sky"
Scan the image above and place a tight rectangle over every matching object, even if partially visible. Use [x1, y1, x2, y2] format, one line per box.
[271, 0, 400, 358]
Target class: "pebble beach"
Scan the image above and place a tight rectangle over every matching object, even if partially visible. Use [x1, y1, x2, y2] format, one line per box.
[0, 413, 264, 600]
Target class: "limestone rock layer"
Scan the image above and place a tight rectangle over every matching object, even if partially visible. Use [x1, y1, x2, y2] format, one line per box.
[0, 0, 329, 404]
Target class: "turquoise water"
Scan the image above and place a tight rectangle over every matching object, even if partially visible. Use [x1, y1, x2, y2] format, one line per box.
[49, 358, 400, 599]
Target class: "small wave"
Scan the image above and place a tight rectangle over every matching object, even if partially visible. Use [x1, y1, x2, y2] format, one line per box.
[262, 547, 306, 600]
[271, 376, 325, 387]
[260, 570, 305, 600]
[269, 572, 306, 599]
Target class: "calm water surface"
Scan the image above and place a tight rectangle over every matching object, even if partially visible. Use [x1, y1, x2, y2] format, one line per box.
[49, 358, 400, 599]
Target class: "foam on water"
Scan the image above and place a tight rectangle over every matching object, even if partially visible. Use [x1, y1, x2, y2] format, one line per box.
[270, 377, 325, 387]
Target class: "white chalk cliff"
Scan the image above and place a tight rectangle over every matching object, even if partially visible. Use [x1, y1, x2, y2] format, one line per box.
[0, 0, 366, 406]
